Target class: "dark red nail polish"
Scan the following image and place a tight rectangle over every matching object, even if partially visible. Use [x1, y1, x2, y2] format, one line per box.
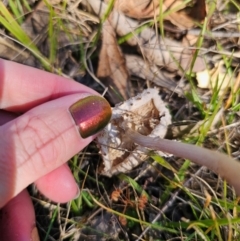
[69, 96, 112, 138]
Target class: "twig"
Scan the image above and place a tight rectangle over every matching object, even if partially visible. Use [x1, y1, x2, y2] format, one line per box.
[188, 29, 240, 38]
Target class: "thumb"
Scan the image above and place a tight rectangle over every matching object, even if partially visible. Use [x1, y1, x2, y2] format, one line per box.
[0, 94, 111, 208]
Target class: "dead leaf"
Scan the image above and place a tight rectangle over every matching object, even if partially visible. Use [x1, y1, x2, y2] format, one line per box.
[105, 0, 206, 29]
[104, 0, 186, 19]
[196, 60, 234, 95]
[78, 212, 121, 239]
[21, 0, 91, 69]
[97, 17, 129, 104]
[105, 0, 160, 19]
[164, 0, 206, 29]
[0, 36, 34, 65]
[87, 0, 206, 72]
[125, 55, 183, 94]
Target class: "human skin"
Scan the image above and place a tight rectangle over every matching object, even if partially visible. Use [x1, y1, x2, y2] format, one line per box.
[0, 59, 109, 240]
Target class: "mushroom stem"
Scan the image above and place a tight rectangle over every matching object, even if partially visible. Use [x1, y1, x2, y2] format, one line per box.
[127, 129, 240, 196]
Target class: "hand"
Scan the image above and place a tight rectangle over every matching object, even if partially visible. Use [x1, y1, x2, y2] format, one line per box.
[0, 59, 111, 240]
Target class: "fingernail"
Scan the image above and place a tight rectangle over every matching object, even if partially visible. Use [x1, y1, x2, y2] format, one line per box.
[69, 96, 112, 138]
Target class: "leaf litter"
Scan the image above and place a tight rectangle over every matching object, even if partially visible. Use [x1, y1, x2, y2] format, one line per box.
[97, 17, 129, 104]
[1, 0, 240, 240]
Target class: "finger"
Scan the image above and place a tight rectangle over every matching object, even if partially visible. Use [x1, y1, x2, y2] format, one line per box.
[0, 189, 39, 241]
[0, 111, 79, 203]
[0, 93, 111, 208]
[0, 58, 98, 112]
[35, 164, 79, 203]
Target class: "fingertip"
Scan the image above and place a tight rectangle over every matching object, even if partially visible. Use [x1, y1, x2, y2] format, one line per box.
[35, 164, 79, 203]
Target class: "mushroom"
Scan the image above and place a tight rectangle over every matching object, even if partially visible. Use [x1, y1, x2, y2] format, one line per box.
[97, 88, 240, 196]
[127, 128, 240, 196]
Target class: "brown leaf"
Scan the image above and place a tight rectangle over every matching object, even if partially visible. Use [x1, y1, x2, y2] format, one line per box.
[105, 0, 206, 29]
[97, 17, 129, 104]
[125, 55, 183, 94]
[88, 0, 206, 72]
[196, 60, 235, 95]
[21, 0, 91, 69]
[105, 0, 160, 19]
[164, 0, 206, 29]
[104, 0, 186, 19]
[0, 36, 34, 65]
